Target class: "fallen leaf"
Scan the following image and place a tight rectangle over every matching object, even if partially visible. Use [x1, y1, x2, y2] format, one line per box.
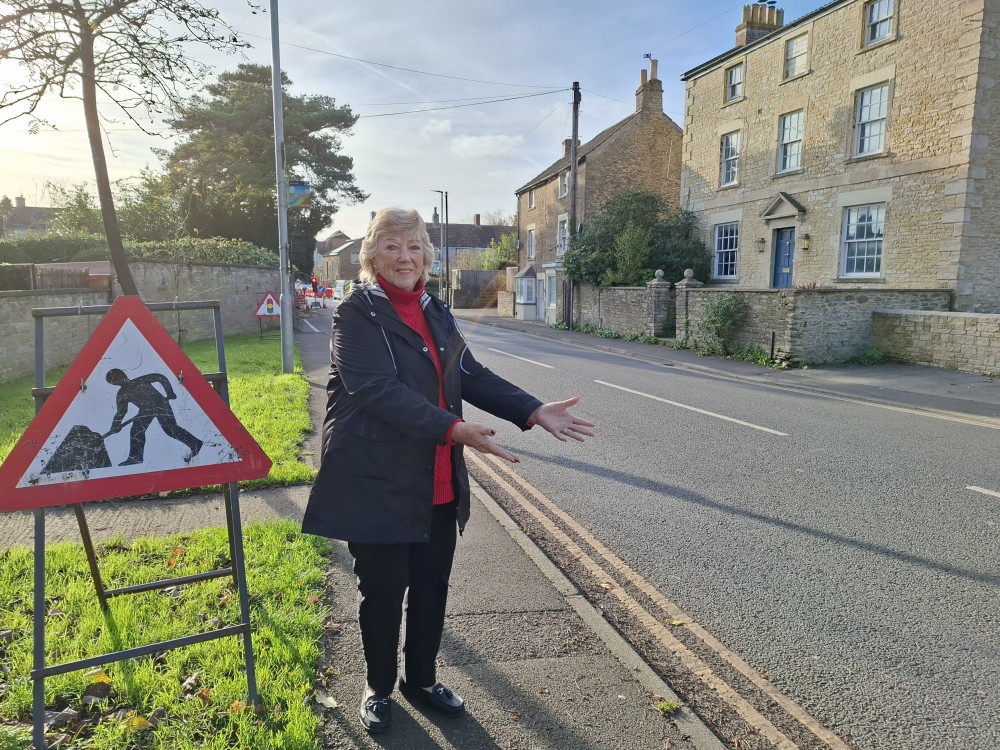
[81, 681, 114, 706]
[599, 581, 616, 590]
[306, 594, 320, 605]
[84, 668, 112, 683]
[196, 686, 211, 704]
[181, 673, 200, 692]
[124, 714, 153, 732]
[229, 700, 247, 713]
[669, 620, 685, 626]
[218, 594, 232, 608]
[315, 693, 340, 709]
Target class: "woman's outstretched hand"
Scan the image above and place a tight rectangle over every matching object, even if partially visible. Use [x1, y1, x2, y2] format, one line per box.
[451, 421, 521, 463]
[529, 397, 595, 442]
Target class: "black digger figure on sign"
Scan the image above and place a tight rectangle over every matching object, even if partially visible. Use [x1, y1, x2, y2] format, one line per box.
[105, 368, 203, 466]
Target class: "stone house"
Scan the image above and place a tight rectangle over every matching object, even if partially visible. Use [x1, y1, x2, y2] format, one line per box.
[680, 0, 1000, 312]
[512, 61, 683, 324]
[2, 196, 59, 238]
[322, 237, 362, 286]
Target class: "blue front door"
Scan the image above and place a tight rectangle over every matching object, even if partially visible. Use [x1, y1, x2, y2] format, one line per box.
[772, 228, 795, 289]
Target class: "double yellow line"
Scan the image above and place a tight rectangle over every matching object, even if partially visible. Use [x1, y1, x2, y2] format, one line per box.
[469, 452, 852, 750]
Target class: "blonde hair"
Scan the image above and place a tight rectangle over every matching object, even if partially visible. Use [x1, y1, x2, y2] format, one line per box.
[358, 207, 435, 285]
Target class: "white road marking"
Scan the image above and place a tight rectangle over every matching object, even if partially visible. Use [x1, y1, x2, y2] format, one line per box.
[487, 348, 554, 368]
[967, 485, 1000, 499]
[300, 320, 320, 332]
[594, 379, 789, 436]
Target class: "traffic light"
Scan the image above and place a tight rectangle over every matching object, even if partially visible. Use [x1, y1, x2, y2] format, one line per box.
[311, 277, 318, 294]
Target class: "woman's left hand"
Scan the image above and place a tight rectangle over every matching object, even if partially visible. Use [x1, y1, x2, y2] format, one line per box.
[529, 397, 595, 442]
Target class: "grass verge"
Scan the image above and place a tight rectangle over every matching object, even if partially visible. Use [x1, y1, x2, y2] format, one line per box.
[0, 519, 329, 750]
[0, 334, 313, 490]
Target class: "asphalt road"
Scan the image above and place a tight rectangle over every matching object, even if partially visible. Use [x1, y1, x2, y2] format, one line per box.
[456, 322, 1000, 750]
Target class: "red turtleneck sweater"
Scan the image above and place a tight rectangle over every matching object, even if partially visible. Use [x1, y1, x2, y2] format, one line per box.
[378, 275, 460, 505]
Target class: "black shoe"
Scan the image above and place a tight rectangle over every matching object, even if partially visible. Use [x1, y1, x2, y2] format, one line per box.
[399, 679, 465, 715]
[359, 694, 391, 733]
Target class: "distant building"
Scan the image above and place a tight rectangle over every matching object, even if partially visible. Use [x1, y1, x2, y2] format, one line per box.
[426, 210, 514, 272]
[513, 60, 683, 323]
[322, 237, 362, 286]
[2, 196, 59, 238]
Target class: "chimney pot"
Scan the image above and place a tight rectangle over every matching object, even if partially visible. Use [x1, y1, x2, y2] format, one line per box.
[474, 213, 481, 225]
[735, 4, 784, 47]
[640, 69, 648, 85]
[650, 59, 658, 81]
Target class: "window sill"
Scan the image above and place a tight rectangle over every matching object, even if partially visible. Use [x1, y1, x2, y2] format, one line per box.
[773, 168, 804, 179]
[833, 276, 885, 283]
[717, 182, 741, 190]
[846, 151, 890, 165]
[712, 278, 740, 284]
[857, 34, 898, 54]
[780, 71, 811, 85]
[722, 95, 745, 108]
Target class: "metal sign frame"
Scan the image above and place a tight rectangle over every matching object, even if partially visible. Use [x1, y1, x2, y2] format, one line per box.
[23, 300, 260, 750]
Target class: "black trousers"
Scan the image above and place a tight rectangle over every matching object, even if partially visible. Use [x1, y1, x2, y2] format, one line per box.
[347, 501, 458, 697]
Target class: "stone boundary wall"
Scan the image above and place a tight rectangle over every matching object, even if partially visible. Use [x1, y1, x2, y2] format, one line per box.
[573, 284, 676, 337]
[872, 310, 1000, 376]
[1, 260, 281, 383]
[497, 290, 515, 318]
[676, 288, 952, 364]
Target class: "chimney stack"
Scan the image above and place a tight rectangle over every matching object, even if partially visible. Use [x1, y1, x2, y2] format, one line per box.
[474, 213, 481, 225]
[15, 196, 25, 209]
[562, 138, 579, 156]
[636, 59, 663, 114]
[735, 4, 784, 47]
[432, 207, 439, 224]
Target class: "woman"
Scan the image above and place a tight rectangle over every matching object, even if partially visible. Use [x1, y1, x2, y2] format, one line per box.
[302, 207, 594, 734]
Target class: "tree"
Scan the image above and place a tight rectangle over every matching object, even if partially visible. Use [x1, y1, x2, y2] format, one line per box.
[0, 196, 12, 238]
[0, 0, 250, 295]
[45, 175, 186, 242]
[481, 232, 518, 270]
[564, 189, 711, 286]
[162, 64, 367, 276]
[46, 183, 105, 236]
[479, 209, 516, 226]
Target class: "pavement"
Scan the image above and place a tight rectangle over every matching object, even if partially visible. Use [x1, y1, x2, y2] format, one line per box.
[4, 304, 999, 749]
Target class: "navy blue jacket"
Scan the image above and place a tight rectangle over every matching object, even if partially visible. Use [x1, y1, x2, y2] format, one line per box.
[302, 282, 543, 543]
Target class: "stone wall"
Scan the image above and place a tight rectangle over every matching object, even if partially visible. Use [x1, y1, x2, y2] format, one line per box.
[1, 260, 281, 383]
[872, 310, 1000, 376]
[497, 290, 515, 318]
[573, 282, 676, 337]
[676, 287, 951, 364]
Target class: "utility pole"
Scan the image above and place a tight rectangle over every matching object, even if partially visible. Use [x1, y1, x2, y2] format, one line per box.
[433, 190, 445, 277]
[443, 192, 450, 306]
[568, 82, 581, 330]
[270, 0, 294, 374]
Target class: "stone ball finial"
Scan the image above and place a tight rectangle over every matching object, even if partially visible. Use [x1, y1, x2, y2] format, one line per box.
[655, 269, 664, 280]
[683, 268, 694, 279]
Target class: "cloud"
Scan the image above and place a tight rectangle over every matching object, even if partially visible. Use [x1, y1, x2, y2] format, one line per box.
[449, 134, 524, 159]
[420, 119, 452, 138]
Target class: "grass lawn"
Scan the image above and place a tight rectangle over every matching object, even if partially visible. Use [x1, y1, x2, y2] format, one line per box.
[0, 519, 330, 750]
[0, 333, 314, 490]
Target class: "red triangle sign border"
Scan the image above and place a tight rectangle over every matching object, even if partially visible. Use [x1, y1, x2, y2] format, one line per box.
[0, 297, 273, 513]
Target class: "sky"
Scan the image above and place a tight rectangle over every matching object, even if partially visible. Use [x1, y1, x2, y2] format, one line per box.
[0, 0, 821, 240]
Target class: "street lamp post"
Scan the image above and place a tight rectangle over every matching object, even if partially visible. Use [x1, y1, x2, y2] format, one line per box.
[433, 190, 449, 304]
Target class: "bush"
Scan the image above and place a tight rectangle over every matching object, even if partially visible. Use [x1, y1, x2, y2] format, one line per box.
[729, 344, 772, 366]
[0, 264, 33, 291]
[698, 293, 749, 355]
[0, 234, 108, 264]
[129, 237, 277, 267]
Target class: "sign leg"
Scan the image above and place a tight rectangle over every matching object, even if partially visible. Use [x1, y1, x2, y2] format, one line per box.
[73, 504, 109, 609]
[224, 482, 259, 706]
[32, 508, 46, 750]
